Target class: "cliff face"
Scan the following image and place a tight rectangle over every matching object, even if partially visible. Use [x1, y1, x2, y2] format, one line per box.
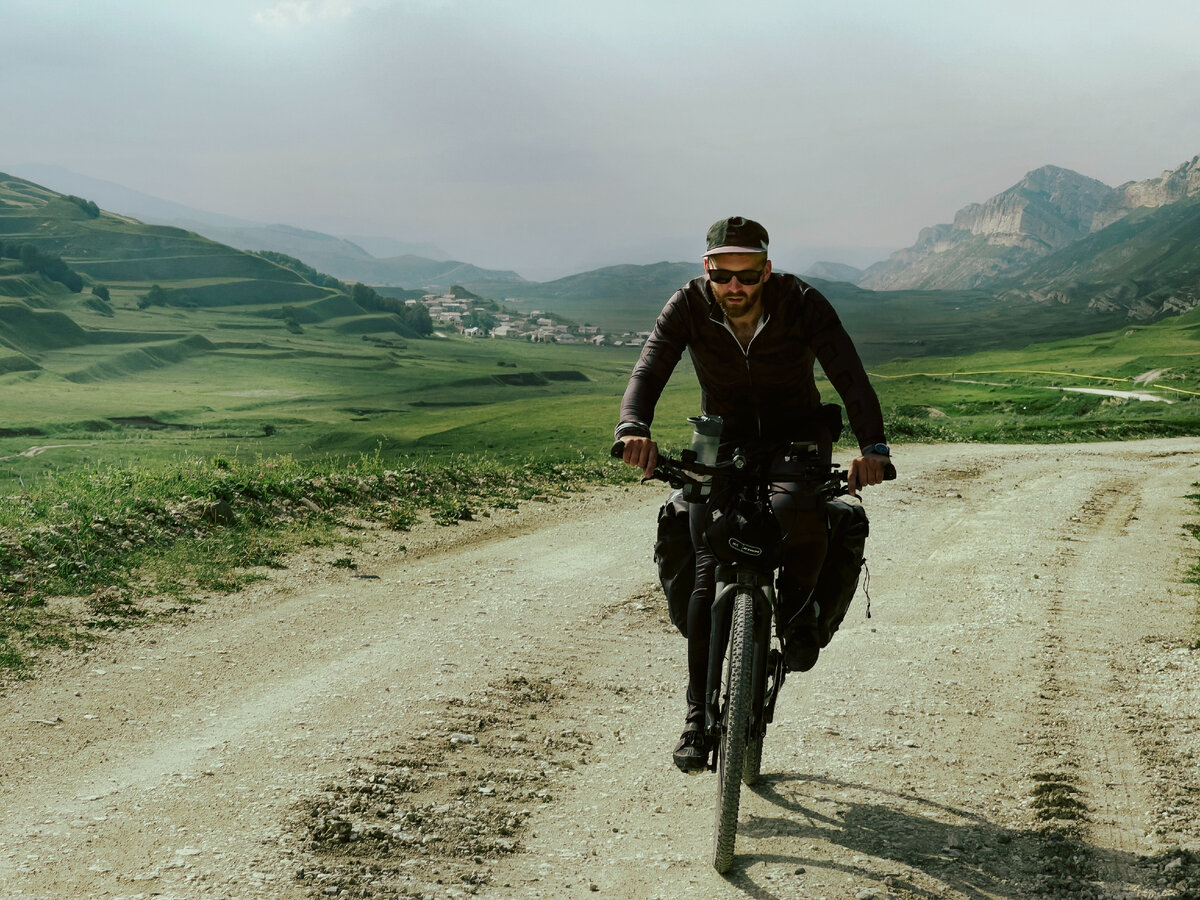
[1093, 155, 1200, 229]
[859, 155, 1200, 291]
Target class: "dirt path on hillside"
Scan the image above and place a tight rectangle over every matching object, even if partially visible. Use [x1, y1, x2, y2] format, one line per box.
[2, 440, 1199, 900]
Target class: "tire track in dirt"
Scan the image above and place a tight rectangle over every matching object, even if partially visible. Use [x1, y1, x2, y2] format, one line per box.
[1024, 475, 1157, 896]
[1018, 450, 1200, 899]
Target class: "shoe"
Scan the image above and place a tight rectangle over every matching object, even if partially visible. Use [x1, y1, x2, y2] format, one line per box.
[672, 722, 711, 774]
[786, 642, 819, 672]
[784, 625, 820, 672]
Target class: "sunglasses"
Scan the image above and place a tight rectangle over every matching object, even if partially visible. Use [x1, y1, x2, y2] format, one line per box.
[707, 267, 765, 285]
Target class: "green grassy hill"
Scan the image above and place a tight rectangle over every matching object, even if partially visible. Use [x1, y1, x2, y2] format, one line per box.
[463, 262, 702, 331]
[464, 259, 1136, 367]
[0, 172, 677, 491]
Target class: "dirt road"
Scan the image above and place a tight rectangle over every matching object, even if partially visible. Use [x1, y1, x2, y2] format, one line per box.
[2, 440, 1199, 899]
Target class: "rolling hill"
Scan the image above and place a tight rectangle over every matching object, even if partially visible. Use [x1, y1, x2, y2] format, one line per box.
[3, 164, 521, 291]
[0, 171, 661, 492]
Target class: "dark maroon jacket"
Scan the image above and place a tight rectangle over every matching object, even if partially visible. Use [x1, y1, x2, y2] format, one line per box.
[616, 272, 886, 450]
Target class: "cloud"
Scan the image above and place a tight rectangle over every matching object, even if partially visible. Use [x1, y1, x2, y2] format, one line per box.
[252, 0, 386, 29]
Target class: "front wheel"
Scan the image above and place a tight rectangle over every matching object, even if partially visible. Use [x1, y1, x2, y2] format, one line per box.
[712, 589, 755, 873]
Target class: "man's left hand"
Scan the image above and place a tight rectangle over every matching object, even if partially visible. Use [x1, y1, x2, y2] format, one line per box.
[847, 452, 891, 496]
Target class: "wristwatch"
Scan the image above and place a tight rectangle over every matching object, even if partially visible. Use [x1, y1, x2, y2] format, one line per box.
[862, 442, 891, 456]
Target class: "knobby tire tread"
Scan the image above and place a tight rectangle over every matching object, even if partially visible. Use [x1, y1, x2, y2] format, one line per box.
[712, 590, 755, 873]
[743, 728, 764, 786]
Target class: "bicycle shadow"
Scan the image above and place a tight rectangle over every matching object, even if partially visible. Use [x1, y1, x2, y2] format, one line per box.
[716, 772, 1155, 899]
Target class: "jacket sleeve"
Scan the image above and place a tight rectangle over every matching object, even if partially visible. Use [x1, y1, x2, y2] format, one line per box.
[804, 286, 887, 451]
[615, 289, 692, 440]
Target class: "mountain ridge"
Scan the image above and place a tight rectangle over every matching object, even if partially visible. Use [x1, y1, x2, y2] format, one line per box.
[861, 154, 1200, 293]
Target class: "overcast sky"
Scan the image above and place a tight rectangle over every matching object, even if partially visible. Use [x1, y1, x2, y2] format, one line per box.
[4, 0, 1200, 279]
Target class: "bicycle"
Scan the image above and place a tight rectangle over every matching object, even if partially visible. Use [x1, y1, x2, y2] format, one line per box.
[613, 431, 893, 872]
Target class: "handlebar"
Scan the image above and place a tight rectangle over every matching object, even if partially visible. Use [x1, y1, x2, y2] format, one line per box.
[610, 440, 896, 491]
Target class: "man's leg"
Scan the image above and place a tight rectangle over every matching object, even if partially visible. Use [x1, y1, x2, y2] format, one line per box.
[673, 501, 716, 772]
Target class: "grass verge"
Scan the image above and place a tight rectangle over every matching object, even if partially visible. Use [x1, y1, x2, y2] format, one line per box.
[0, 449, 635, 676]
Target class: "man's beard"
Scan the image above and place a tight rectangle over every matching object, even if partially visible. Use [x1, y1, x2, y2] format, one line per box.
[717, 287, 760, 321]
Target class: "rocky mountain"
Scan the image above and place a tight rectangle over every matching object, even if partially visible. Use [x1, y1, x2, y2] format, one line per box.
[995, 193, 1200, 319]
[860, 155, 1200, 292]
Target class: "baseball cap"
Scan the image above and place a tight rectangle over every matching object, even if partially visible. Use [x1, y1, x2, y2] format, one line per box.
[705, 216, 769, 256]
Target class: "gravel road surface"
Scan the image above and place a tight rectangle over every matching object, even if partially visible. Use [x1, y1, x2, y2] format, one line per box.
[2, 439, 1198, 899]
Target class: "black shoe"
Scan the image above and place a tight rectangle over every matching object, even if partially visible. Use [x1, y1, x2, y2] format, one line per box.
[672, 722, 710, 774]
[784, 626, 820, 672]
[785, 642, 819, 672]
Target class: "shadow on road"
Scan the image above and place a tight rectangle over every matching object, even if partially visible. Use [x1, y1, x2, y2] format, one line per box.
[712, 772, 1178, 900]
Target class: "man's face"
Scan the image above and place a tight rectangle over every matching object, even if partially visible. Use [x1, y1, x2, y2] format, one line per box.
[704, 252, 771, 322]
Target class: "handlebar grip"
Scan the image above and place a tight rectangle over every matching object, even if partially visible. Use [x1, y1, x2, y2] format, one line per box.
[610, 440, 625, 459]
[883, 462, 897, 481]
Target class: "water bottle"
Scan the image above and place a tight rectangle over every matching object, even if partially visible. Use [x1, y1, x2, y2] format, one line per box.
[684, 414, 723, 501]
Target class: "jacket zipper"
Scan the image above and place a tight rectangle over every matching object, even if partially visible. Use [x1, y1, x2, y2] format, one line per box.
[712, 309, 768, 438]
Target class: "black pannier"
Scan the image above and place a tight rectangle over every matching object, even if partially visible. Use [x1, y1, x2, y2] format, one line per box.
[653, 488, 694, 637]
[811, 497, 870, 646]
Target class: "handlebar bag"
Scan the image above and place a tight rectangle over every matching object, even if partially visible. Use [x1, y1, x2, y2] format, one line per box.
[704, 492, 783, 571]
[654, 488, 694, 637]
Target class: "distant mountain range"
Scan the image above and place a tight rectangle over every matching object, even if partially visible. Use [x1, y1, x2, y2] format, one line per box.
[858, 155, 1200, 321]
[8, 151, 1200, 335]
[3, 164, 523, 291]
[0, 169, 1171, 370]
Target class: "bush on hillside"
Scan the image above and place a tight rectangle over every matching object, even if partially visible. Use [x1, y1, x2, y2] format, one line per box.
[351, 282, 433, 336]
[92, 285, 111, 301]
[138, 284, 170, 309]
[10, 243, 84, 293]
[66, 195, 101, 218]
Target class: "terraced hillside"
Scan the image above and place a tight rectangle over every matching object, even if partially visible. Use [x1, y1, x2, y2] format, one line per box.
[0, 174, 656, 490]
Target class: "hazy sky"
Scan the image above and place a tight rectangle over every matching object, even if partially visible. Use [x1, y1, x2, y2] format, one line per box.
[5, 0, 1200, 279]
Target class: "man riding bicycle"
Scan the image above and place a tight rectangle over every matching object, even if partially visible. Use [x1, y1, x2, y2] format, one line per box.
[614, 216, 892, 773]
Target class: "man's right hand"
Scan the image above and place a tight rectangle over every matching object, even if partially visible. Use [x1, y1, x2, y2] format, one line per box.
[620, 435, 659, 479]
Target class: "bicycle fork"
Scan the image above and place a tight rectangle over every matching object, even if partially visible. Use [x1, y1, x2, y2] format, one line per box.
[704, 566, 780, 757]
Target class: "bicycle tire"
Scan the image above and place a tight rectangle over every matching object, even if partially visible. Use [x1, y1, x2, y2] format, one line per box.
[742, 723, 764, 786]
[742, 624, 769, 786]
[712, 589, 755, 873]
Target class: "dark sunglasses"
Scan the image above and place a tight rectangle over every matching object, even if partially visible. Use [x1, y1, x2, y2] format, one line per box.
[707, 267, 765, 285]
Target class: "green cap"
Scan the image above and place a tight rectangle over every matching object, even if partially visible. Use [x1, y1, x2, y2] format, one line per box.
[705, 216, 769, 256]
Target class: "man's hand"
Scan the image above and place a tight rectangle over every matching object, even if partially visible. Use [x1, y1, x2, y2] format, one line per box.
[847, 452, 891, 496]
[620, 435, 659, 479]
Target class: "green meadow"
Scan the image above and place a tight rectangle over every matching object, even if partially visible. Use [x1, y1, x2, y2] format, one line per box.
[868, 305, 1200, 443]
[4, 267, 1200, 493]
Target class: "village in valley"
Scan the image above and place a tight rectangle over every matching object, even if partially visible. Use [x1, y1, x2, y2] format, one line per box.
[415, 291, 651, 347]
